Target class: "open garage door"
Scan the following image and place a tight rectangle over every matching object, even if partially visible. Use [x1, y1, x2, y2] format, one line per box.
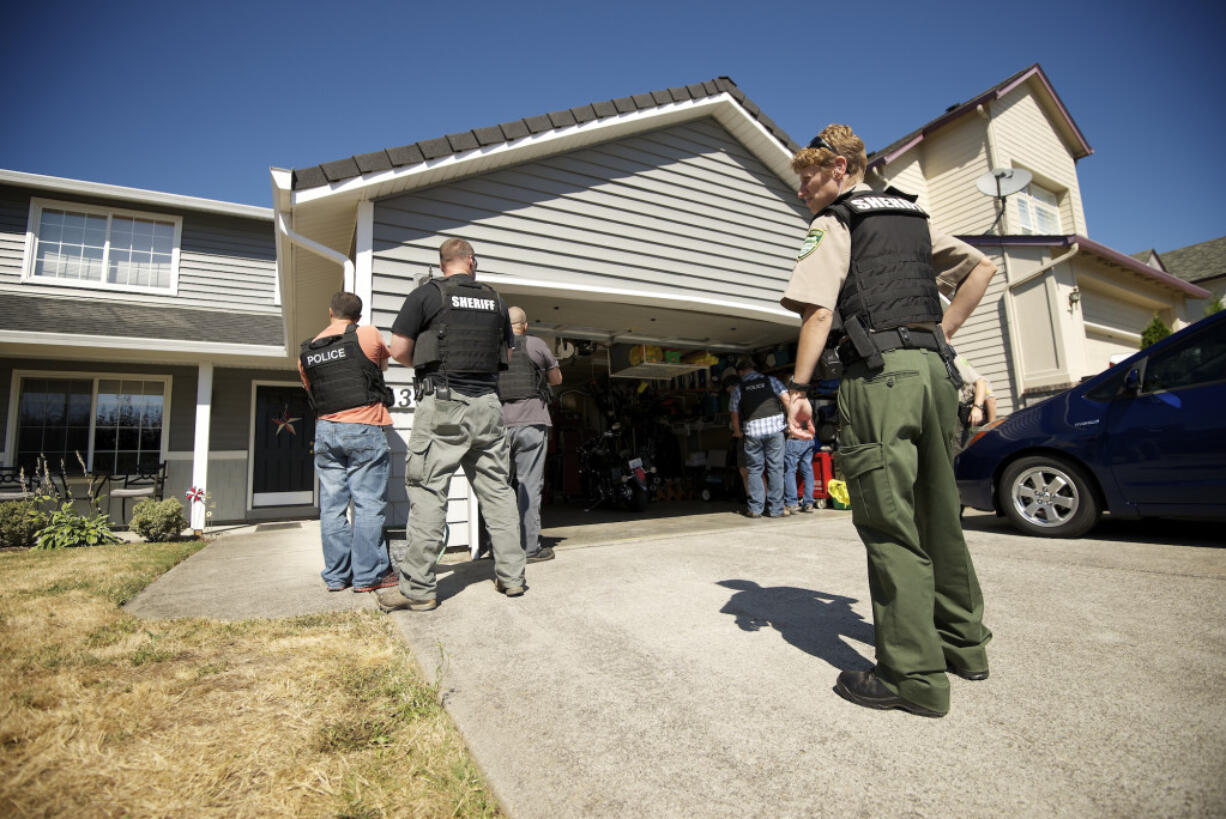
[481, 286, 819, 527]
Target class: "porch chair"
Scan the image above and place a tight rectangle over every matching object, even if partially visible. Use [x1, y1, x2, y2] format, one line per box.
[108, 461, 167, 526]
[0, 466, 32, 502]
[0, 464, 64, 502]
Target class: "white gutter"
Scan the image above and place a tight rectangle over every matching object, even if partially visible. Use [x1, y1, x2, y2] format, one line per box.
[0, 169, 271, 220]
[275, 210, 354, 292]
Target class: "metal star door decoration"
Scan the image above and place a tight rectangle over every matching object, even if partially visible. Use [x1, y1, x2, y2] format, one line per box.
[272, 406, 302, 437]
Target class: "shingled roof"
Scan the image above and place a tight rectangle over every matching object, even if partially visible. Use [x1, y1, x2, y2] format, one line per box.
[291, 77, 800, 191]
[1154, 235, 1226, 285]
[867, 63, 1092, 170]
[6, 294, 284, 346]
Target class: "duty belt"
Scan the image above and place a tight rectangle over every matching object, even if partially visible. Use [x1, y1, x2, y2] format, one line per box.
[837, 327, 941, 365]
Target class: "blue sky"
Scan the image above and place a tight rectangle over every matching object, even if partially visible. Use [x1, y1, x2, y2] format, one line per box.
[3, 0, 1223, 256]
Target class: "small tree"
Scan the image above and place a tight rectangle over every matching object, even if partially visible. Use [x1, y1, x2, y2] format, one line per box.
[1206, 295, 1224, 317]
[1140, 313, 1172, 349]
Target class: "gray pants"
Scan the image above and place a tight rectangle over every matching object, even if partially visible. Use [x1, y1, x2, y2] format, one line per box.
[508, 423, 549, 555]
[393, 391, 525, 601]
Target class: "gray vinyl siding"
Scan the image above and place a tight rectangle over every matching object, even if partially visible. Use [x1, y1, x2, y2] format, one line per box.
[0, 184, 277, 313]
[208, 367, 303, 451]
[0, 186, 28, 286]
[368, 118, 808, 331]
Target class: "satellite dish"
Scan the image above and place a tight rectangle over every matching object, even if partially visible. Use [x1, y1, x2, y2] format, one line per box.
[977, 168, 1033, 235]
[976, 168, 1032, 198]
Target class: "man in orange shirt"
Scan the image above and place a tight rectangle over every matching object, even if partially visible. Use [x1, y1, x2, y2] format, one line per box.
[299, 292, 397, 593]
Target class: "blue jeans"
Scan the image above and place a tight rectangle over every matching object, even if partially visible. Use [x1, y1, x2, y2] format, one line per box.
[314, 420, 390, 588]
[743, 431, 785, 515]
[784, 436, 816, 509]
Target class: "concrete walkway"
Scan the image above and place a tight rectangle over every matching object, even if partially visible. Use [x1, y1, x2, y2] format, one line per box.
[125, 509, 1226, 816]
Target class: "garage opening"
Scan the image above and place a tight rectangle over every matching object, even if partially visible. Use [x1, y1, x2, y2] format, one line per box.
[484, 289, 838, 523]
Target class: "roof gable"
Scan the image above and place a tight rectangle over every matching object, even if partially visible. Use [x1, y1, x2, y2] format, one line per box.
[291, 77, 800, 194]
[868, 64, 1093, 171]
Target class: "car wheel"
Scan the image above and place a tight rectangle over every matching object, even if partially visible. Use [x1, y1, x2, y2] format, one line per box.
[998, 455, 1100, 538]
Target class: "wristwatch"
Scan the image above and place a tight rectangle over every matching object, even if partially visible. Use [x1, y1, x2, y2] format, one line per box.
[787, 378, 810, 393]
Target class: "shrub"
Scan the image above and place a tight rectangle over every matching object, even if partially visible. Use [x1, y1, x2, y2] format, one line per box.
[1207, 296, 1224, 317]
[1139, 313, 1172, 349]
[0, 500, 51, 548]
[130, 497, 188, 543]
[34, 503, 121, 550]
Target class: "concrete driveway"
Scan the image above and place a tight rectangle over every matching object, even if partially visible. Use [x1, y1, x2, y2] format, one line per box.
[128, 509, 1226, 816]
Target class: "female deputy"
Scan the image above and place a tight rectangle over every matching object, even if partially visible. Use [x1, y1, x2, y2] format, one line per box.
[781, 124, 996, 718]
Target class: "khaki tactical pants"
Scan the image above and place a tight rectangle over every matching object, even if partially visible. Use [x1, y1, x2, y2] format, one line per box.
[838, 347, 991, 714]
[393, 391, 525, 602]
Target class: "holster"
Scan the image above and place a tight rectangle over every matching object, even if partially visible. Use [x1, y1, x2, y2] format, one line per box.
[842, 315, 884, 371]
[935, 327, 964, 391]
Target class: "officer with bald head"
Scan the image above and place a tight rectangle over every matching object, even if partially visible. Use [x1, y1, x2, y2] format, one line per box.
[498, 306, 563, 561]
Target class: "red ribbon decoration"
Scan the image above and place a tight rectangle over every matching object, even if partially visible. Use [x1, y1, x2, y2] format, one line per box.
[185, 486, 205, 504]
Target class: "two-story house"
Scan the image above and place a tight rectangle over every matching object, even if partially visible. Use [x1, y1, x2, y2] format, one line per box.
[0, 171, 310, 530]
[867, 64, 1209, 410]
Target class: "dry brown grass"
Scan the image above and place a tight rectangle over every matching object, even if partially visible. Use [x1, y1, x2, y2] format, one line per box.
[0, 542, 499, 818]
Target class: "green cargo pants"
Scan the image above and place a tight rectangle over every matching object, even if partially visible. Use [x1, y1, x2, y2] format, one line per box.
[837, 347, 991, 714]
[394, 390, 525, 603]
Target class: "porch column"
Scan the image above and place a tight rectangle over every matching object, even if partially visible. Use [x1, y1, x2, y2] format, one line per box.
[191, 362, 213, 533]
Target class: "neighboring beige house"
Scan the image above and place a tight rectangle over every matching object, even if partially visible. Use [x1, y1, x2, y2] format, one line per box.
[867, 64, 1209, 410]
[1133, 235, 1226, 319]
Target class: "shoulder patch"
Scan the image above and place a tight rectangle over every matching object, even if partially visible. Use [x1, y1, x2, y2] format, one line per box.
[797, 228, 824, 260]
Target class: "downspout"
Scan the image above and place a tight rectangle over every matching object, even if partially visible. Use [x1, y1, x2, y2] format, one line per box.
[979, 100, 1027, 410]
[275, 210, 355, 292]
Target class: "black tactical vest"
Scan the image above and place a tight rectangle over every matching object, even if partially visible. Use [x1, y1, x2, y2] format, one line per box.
[824, 189, 943, 331]
[412, 276, 508, 376]
[299, 324, 393, 415]
[738, 372, 783, 422]
[498, 334, 547, 402]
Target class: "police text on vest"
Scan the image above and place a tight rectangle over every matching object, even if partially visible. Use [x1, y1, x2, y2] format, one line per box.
[305, 348, 347, 366]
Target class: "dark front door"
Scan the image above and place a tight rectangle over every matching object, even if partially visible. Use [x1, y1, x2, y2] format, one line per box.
[252, 385, 316, 507]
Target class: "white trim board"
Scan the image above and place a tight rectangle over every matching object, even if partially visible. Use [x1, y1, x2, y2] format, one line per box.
[0, 330, 286, 358]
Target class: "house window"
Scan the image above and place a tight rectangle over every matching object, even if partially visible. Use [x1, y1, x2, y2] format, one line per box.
[1014, 183, 1062, 235]
[25, 199, 181, 293]
[14, 375, 167, 476]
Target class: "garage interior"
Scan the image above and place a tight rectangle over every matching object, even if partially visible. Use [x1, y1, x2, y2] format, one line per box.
[498, 288, 840, 518]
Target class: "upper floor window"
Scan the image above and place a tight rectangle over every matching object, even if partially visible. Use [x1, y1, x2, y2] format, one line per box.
[24, 198, 181, 294]
[1014, 183, 1062, 235]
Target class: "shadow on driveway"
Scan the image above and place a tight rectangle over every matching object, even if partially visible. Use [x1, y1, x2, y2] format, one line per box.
[716, 579, 875, 672]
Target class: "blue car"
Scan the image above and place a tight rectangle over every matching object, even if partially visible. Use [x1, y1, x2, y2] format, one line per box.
[956, 309, 1226, 537]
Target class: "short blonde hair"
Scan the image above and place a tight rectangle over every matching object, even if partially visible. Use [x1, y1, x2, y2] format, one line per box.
[439, 238, 475, 267]
[791, 124, 866, 185]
